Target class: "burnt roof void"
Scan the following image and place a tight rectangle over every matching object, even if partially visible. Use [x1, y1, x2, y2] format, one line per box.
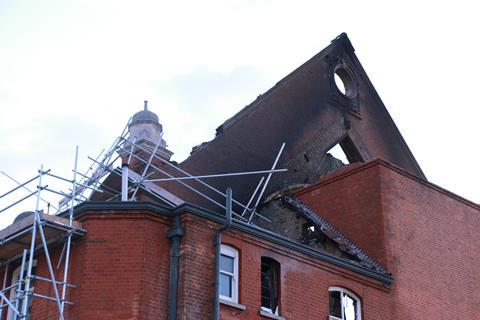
[167, 33, 425, 209]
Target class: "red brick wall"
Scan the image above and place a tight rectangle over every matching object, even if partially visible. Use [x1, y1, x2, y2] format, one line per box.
[13, 210, 173, 320]
[31, 245, 65, 319]
[297, 159, 480, 319]
[175, 214, 392, 320]
[378, 164, 480, 319]
[296, 162, 388, 267]
[218, 227, 392, 320]
[177, 215, 216, 319]
[69, 211, 172, 320]
[4, 192, 444, 319]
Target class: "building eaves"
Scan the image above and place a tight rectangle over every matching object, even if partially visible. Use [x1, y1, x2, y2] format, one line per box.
[65, 200, 393, 284]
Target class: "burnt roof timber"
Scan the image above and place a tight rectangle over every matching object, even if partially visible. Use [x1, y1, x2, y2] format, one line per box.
[281, 194, 389, 274]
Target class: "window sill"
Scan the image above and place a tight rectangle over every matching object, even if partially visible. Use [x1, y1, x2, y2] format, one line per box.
[219, 299, 246, 311]
[259, 309, 286, 320]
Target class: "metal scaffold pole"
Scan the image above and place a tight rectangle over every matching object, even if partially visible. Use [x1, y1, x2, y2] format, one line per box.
[34, 195, 65, 320]
[21, 166, 44, 319]
[60, 146, 79, 315]
[0, 263, 10, 319]
[12, 250, 27, 320]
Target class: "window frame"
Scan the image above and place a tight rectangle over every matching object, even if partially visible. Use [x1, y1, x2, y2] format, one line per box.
[7, 260, 37, 320]
[260, 256, 281, 316]
[219, 244, 239, 303]
[328, 286, 362, 320]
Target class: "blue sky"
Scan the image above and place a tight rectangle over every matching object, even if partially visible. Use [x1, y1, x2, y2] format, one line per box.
[0, 0, 479, 227]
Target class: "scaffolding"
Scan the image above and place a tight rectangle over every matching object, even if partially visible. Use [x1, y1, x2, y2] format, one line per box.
[0, 118, 135, 319]
[0, 161, 87, 319]
[0, 116, 287, 319]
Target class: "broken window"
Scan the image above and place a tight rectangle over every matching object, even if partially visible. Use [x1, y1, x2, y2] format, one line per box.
[219, 244, 239, 303]
[329, 287, 361, 320]
[301, 223, 317, 244]
[261, 257, 280, 315]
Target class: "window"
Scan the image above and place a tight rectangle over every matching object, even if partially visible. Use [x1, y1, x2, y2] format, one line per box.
[7, 261, 37, 320]
[261, 257, 280, 315]
[328, 287, 361, 320]
[219, 245, 238, 303]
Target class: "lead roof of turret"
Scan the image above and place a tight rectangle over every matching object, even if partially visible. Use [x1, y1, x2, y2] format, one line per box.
[130, 100, 159, 125]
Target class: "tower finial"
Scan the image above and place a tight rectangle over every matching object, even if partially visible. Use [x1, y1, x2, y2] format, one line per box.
[144, 100, 148, 111]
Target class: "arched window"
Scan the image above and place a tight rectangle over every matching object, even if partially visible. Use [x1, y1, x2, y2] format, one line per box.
[219, 245, 239, 303]
[261, 257, 280, 316]
[7, 260, 37, 320]
[328, 287, 361, 320]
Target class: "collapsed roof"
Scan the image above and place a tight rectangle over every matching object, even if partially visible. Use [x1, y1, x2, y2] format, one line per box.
[162, 33, 425, 210]
[258, 194, 389, 274]
[92, 33, 428, 276]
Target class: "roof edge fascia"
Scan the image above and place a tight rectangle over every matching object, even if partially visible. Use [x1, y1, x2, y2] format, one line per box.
[66, 200, 393, 284]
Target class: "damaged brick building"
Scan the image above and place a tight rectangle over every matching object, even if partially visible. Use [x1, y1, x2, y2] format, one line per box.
[0, 33, 479, 319]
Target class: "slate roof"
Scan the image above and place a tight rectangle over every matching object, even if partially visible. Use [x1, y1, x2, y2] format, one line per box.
[281, 194, 389, 275]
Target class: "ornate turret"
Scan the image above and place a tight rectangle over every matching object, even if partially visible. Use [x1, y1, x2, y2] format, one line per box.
[126, 100, 173, 161]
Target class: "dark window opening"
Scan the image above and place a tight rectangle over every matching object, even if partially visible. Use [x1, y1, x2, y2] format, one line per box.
[261, 257, 280, 315]
[329, 290, 342, 318]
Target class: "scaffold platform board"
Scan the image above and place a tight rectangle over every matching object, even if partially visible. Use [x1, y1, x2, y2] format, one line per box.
[0, 214, 85, 264]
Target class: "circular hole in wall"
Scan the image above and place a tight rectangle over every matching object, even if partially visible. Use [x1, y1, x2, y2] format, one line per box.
[334, 67, 357, 98]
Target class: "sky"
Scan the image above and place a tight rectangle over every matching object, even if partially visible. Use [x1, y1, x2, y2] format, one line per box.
[0, 0, 479, 227]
